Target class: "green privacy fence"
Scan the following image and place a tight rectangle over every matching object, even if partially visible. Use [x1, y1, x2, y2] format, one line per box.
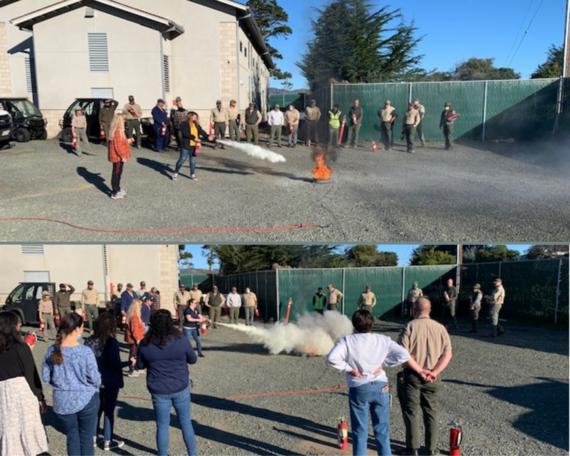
[268, 92, 307, 109]
[307, 78, 563, 143]
[179, 273, 212, 291]
[185, 258, 568, 325]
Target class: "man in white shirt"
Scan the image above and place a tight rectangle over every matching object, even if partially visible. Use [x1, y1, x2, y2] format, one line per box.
[327, 310, 427, 456]
[267, 104, 285, 148]
[226, 287, 242, 324]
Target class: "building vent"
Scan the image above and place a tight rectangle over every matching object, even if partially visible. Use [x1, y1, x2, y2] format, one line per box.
[163, 55, 170, 93]
[88, 33, 109, 72]
[85, 7, 95, 18]
[21, 244, 44, 255]
[24, 56, 37, 94]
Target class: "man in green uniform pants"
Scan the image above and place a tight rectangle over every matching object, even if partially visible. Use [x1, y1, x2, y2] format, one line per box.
[205, 286, 226, 328]
[312, 287, 327, 315]
[402, 103, 420, 153]
[397, 297, 453, 456]
[439, 102, 459, 150]
[486, 278, 506, 337]
[378, 100, 397, 151]
[327, 284, 343, 312]
[347, 100, 363, 148]
[54, 283, 75, 318]
[357, 285, 377, 313]
[243, 102, 262, 145]
[469, 283, 483, 333]
[406, 282, 423, 320]
[412, 99, 426, 147]
[443, 278, 459, 330]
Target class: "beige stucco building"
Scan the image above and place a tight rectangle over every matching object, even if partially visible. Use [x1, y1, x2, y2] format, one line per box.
[0, 244, 180, 313]
[0, 0, 273, 137]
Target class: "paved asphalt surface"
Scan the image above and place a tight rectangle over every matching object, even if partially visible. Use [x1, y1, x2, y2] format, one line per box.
[1, 137, 569, 242]
[27, 316, 568, 456]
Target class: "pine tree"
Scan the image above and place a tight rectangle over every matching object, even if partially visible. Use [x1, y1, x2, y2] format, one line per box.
[532, 44, 564, 79]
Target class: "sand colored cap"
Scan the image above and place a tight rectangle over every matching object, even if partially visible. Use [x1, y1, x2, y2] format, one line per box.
[494, 278, 502, 284]
[385, 100, 391, 104]
[42, 291, 50, 297]
[474, 283, 481, 289]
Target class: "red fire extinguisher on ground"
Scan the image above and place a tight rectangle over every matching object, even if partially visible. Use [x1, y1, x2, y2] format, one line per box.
[449, 419, 462, 456]
[71, 135, 78, 149]
[337, 417, 348, 450]
[195, 140, 202, 156]
[201, 321, 207, 335]
[55, 313, 60, 325]
[39, 321, 45, 333]
[100, 125, 106, 140]
[372, 142, 378, 153]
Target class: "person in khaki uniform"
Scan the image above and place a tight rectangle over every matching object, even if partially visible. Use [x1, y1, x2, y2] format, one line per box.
[326, 284, 343, 312]
[412, 99, 426, 147]
[285, 104, 300, 148]
[401, 103, 421, 153]
[469, 283, 483, 333]
[54, 283, 75, 317]
[486, 278, 506, 337]
[243, 103, 262, 145]
[123, 95, 143, 148]
[357, 285, 377, 313]
[38, 291, 56, 340]
[81, 280, 100, 332]
[227, 99, 240, 142]
[439, 102, 459, 150]
[397, 297, 453, 456]
[305, 99, 321, 146]
[378, 100, 398, 151]
[205, 286, 226, 328]
[173, 285, 191, 327]
[406, 282, 423, 320]
[210, 100, 229, 149]
[71, 107, 93, 156]
[242, 287, 258, 326]
[189, 284, 204, 314]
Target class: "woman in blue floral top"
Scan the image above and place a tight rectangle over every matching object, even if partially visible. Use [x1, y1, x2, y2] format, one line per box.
[42, 312, 101, 456]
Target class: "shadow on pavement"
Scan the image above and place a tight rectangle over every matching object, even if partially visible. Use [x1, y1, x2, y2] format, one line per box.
[77, 167, 111, 196]
[136, 157, 174, 179]
[203, 343, 271, 356]
[60, 142, 79, 156]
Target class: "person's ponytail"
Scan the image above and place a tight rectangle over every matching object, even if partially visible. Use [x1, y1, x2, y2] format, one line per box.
[51, 333, 64, 365]
[50, 312, 82, 365]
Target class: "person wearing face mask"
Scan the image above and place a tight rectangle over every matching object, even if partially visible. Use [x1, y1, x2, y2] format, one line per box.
[241, 287, 258, 326]
[439, 102, 459, 150]
[469, 284, 483, 334]
[284, 104, 300, 147]
[406, 282, 423, 320]
[42, 313, 101, 456]
[412, 99, 426, 148]
[328, 104, 342, 146]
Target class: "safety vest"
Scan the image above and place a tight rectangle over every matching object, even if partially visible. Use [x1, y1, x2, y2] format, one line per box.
[329, 111, 341, 129]
[314, 294, 326, 310]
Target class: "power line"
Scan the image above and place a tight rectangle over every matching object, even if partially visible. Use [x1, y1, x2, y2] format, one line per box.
[505, 0, 536, 66]
[508, 0, 546, 67]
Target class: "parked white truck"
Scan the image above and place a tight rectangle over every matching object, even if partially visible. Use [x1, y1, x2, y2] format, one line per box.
[0, 103, 13, 148]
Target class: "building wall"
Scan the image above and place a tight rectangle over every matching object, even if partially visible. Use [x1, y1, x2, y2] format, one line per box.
[0, 23, 12, 97]
[0, 244, 180, 307]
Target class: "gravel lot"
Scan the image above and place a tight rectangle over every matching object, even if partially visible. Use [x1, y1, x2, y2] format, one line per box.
[1, 137, 569, 242]
[27, 315, 569, 456]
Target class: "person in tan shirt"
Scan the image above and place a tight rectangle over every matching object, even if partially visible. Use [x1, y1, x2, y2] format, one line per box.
[227, 99, 240, 142]
[357, 285, 377, 312]
[71, 107, 93, 156]
[326, 284, 343, 312]
[377, 100, 398, 151]
[284, 104, 300, 147]
[38, 291, 56, 340]
[397, 297, 453, 455]
[122, 95, 143, 148]
[486, 278, 506, 337]
[189, 284, 204, 314]
[173, 285, 191, 327]
[241, 287, 258, 326]
[81, 280, 100, 332]
[401, 103, 421, 153]
[305, 99, 321, 146]
[210, 100, 229, 149]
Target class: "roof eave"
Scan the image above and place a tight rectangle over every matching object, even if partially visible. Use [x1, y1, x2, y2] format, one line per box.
[240, 8, 275, 70]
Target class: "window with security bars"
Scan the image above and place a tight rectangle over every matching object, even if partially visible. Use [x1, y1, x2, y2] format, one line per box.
[24, 56, 37, 94]
[102, 245, 108, 276]
[21, 245, 44, 255]
[87, 33, 109, 72]
[163, 55, 170, 93]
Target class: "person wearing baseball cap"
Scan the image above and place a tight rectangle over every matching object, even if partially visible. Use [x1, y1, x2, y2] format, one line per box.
[407, 282, 423, 320]
[152, 98, 169, 152]
[55, 283, 75, 318]
[38, 290, 56, 340]
[71, 106, 94, 156]
[120, 283, 138, 320]
[210, 100, 229, 149]
[440, 101, 459, 150]
[122, 95, 143, 148]
[242, 102, 262, 145]
[378, 99, 398, 151]
[469, 284, 483, 333]
[111, 283, 123, 320]
[81, 281, 100, 332]
[228, 99, 240, 141]
[137, 281, 148, 299]
[171, 97, 189, 148]
[487, 279, 506, 337]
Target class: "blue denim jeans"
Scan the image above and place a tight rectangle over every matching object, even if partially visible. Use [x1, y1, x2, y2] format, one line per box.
[349, 381, 391, 456]
[154, 125, 168, 151]
[175, 147, 196, 175]
[183, 327, 203, 354]
[151, 385, 196, 456]
[97, 387, 119, 443]
[58, 391, 100, 456]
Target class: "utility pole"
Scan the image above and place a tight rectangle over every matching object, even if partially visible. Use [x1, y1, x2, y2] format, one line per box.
[456, 245, 463, 298]
[565, 0, 570, 78]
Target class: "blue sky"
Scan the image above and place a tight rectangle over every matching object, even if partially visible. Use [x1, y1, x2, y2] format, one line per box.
[183, 245, 533, 269]
[267, 0, 565, 89]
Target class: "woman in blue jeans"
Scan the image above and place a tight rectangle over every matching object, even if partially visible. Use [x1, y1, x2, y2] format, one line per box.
[85, 312, 136, 450]
[172, 111, 213, 181]
[327, 310, 427, 456]
[183, 298, 207, 357]
[42, 312, 101, 456]
[137, 309, 198, 456]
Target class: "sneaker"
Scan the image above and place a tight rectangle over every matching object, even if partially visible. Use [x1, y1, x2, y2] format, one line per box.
[104, 441, 125, 451]
[172, 173, 178, 181]
[190, 175, 197, 180]
[118, 189, 127, 196]
[127, 370, 140, 378]
[110, 193, 124, 200]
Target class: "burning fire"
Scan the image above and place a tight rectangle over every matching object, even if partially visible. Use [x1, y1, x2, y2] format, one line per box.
[305, 346, 318, 356]
[312, 153, 332, 181]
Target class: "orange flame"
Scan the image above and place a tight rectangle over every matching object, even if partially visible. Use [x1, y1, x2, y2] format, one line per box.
[312, 153, 332, 180]
[305, 346, 318, 356]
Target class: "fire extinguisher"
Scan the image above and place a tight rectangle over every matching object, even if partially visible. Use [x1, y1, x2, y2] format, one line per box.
[289, 123, 294, 135]
[209, 123, 213, 136]
[285, 297, 293, 324]
[71, 135, 78, 149]
[100, 125, 106, 140]
[195, 140, 202, 156]
[338, 118, 346, 146]
[372, 142, 378, 153]
[161, 125, 166, 136]
[39, 321, 45, 333]
[449, 419, 462, 456]
[55, 313, 60, 325]
[25, 332, 37, 346]
[201, 321, 207, 335]
[121, 313, 126, 326]
[337, 417, 348, 450]
[255, 307, 260, 317]
[82, 311, 86, 322]
[175, 309, 179, 320]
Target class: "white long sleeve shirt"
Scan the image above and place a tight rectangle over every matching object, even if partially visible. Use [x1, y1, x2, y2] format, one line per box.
[327, 333, 410, 388]
[268, 110, 285, 126]
[226, 293, 242, 308]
